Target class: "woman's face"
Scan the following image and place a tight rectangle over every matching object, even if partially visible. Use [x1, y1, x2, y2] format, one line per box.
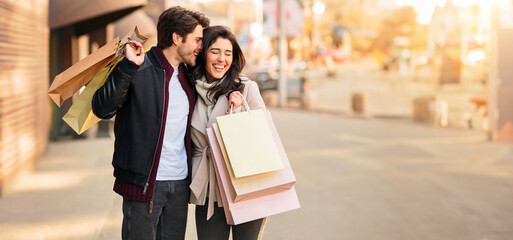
[205, 37, 233, 82]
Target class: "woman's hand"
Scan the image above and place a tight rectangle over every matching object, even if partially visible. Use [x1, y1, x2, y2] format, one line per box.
[228, 91, 243, 110]
[125, 40, 145, 66]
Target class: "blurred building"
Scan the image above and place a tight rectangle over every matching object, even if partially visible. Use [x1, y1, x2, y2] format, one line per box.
[300, 0, 401, 65]
[429, 0, 490, 85]
[429, 0, 461, 84]
[0, 0, 147, 194]
[48, 0, 146, 141]
[0, 0, 50, 193]
[491, 0, 513, 141]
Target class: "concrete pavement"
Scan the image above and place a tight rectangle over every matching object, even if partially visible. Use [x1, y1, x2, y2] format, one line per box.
[1, 108, 513, 239]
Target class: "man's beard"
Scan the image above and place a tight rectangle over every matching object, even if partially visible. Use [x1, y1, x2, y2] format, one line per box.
[177, 44, 195, 66]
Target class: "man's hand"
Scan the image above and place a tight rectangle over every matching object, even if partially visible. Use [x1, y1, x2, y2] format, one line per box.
[125, 41, 145, 66]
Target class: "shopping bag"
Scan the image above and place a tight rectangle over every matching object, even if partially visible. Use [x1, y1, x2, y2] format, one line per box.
[216, 102, 284, 178]
[48, 26, 148, 107]
[62, 57, 123, 134]
[48, 37, 119, 107]
[55, 27, 148, 134]
[207, 127, 300, 225]
[212, 118, 295, 202]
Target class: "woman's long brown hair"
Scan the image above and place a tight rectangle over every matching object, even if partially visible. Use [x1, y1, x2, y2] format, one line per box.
[189, 25, 245, 102]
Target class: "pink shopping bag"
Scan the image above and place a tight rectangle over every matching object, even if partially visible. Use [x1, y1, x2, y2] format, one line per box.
[207, 127, 300, 225]
[212, 117, 295, 202]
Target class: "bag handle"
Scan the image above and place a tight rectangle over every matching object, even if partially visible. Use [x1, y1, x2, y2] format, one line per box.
[112, 26, 149, 65]
[229, 94, 251, 116]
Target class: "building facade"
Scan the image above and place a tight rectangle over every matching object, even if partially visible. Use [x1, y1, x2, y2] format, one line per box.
[0, 0, 50, 191]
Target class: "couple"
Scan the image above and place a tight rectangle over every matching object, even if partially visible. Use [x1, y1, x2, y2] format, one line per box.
[92, 6, 267, 240]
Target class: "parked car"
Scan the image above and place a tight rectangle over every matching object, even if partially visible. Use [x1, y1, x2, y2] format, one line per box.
[250, 60, 308, 102]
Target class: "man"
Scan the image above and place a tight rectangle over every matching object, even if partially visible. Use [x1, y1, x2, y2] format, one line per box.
[92, 6, 209, 239]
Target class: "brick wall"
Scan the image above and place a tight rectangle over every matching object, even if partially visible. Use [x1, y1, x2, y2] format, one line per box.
[0, 0, 50, 188]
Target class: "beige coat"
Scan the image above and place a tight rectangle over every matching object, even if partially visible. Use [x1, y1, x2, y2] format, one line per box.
[189, 76, 266, 219]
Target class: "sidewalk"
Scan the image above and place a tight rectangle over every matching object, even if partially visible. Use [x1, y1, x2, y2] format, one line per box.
[1, 108, 513, 240]
[0, 137, 201, 240]
[307, 60, 488, 129]
[0, 138, 121, 239]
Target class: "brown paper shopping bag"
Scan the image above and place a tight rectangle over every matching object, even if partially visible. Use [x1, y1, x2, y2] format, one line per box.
[48, 38, 119, 107]
[62, 58, 123, 134]
[216, 107, 284, 178]
[59, 27, 149, 134]
[48, 26, 148, 107]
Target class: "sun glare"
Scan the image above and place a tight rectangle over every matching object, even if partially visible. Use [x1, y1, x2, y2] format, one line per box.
[394, 0, 491, 24]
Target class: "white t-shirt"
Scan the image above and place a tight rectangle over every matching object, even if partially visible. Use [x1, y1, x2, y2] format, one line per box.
[156, 65, 189, 180]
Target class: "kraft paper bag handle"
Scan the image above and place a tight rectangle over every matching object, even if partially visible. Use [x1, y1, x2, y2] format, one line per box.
[112, 26, 149, 64]
[229, 95, 251, 116]
[108, 26, 149, 73]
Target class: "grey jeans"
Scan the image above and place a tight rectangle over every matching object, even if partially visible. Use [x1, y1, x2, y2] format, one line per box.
[122, 179, 189, 240]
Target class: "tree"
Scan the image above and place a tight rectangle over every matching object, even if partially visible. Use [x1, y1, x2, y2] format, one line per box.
[372, 5, 423, 53]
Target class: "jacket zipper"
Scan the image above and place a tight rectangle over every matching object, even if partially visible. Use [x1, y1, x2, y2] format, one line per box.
[143, 69, 166, 197]
[145, 69, 166, 215]
[149, 196, 154, 214]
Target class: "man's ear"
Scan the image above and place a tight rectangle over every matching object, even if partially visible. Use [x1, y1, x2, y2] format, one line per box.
[172, 32, 183, 45]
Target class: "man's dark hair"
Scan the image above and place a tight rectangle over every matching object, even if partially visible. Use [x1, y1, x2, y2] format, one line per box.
[190, 26, 245, 102]
[157, 6, 210, 49]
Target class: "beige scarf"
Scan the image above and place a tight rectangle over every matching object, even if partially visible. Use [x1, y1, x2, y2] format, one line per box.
[195, 76, 219, 126]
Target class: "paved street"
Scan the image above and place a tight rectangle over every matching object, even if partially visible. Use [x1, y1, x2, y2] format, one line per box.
[1, 108, 512, 240]
[269, 109, 513, 240]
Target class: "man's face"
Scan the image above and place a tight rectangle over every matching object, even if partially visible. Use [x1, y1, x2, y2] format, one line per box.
[177, 25, 203, 66]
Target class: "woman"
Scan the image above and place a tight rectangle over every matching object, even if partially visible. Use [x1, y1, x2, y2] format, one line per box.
[188, 25, 267, 240]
